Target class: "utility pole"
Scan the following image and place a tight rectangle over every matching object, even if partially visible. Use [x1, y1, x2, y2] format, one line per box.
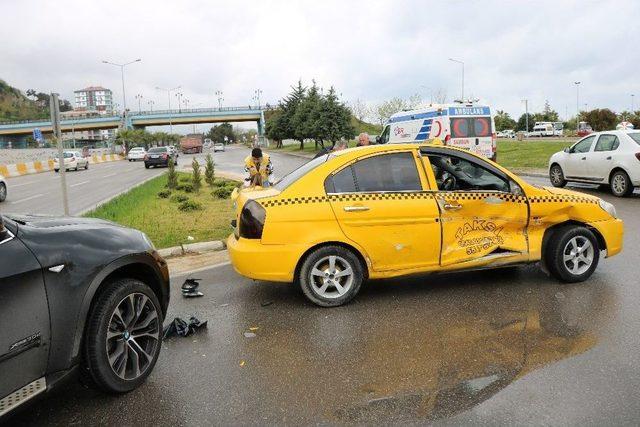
[574, 81, 581, 131]
[448, 58, 464, 102]
[50, 93, 70, 215]
[156, 86, 181, 133]
[522, 99, 529, 135]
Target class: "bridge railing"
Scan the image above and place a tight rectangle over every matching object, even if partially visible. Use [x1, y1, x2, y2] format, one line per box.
[131, 106, 264, 116]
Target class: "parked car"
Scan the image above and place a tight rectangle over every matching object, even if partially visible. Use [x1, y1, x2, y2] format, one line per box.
[53, 151, 89, 172]
[497, 130, 516, 139]
[213, 142, 226, 152]
[549, 130, 640, 197]
[228, 143, 623, 307]
[0, 174, 6, 202]
[0, 214, 169, 418]
[144, 147, 178, 169]
[127, 147, 147, 162]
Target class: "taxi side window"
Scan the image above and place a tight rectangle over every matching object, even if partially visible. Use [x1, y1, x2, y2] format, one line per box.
[324, 152, 421, 193]
[594, 135, 620, 152]
[427, 154, 510, 193]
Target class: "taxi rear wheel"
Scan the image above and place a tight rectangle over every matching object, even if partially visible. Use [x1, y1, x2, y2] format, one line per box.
[545, 226, 599, 282]
[298, 246, 364, 307]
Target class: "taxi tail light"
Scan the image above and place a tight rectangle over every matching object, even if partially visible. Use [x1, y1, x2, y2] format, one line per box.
[239, 200, 266, 239]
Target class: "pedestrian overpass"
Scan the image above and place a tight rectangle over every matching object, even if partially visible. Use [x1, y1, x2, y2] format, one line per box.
[0, 106, 266, 142]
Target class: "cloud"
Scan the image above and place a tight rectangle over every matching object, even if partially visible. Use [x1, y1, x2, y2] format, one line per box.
[1, 0, 638, 125]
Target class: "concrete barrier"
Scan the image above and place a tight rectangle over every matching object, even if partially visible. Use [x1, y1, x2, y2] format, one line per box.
[0, 154, 124, 178]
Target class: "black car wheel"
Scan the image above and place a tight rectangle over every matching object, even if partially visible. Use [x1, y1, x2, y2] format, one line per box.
[545, 226, 599, 283]
[298, 245, 364, 307]
[82, 278, 162, 393]
[145, 164, 150, 169]
[85, 162, 89, 170]
[0, 182, 6, 202]
[549, 164, 566, 188]
[610, 170, 633, 197]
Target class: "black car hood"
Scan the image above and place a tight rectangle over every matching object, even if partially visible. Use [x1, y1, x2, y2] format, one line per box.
[7, 214, 119, 229]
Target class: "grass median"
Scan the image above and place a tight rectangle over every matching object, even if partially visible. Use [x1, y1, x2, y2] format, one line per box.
[497, 139, 571, 170]
[84, 172, 237, 249]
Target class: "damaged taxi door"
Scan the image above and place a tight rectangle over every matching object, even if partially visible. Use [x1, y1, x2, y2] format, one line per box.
[421, 147, 529, 268]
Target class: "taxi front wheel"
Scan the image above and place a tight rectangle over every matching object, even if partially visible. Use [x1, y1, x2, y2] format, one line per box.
[545, 226, 599, 283]
[298, 246, 364, 307]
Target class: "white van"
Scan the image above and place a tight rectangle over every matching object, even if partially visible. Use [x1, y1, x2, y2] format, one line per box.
[529, 121, 564, 137]
[377, 104, 497, 160]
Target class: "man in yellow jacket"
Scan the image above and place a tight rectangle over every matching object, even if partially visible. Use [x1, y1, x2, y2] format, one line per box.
[244, 147, 273, 187]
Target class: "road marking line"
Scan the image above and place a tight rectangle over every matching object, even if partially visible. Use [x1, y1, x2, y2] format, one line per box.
[10, 194, 43, 204]
[70, 181, 90, 188]
[101, 173, 116, 178]
[9, 181, 36, 188]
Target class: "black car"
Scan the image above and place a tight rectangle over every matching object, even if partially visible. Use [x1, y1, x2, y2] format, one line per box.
[144, 146, 178, 169]
[0, 214, 170, 418]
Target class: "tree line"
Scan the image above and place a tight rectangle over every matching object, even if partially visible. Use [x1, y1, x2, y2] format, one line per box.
[265, 81, 355, 150]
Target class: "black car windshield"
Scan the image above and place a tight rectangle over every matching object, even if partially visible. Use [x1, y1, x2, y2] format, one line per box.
[628, 133, 640, 145]
[273, 154, 329, 191]
[148, 147, 167, 153]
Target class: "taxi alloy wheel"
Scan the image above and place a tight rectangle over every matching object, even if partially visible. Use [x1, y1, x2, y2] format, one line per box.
[549, 164, 566, 188]
[545, 226, 599, 283]
[299, 246, 363, 307]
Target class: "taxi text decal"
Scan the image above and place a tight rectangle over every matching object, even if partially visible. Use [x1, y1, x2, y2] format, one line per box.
[455, 220, 504, 255]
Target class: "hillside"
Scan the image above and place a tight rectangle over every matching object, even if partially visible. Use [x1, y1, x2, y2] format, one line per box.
[351, 116, 382, 135]
[0, 79, 49, 122]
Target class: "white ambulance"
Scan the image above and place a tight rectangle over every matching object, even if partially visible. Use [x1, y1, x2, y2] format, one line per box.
[377, 103, 497, 161]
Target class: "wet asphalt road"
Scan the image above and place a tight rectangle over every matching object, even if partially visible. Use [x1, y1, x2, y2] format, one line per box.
[8, 175, 640, 425]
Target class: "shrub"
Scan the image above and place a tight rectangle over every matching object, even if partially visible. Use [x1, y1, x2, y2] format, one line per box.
[191, 158, 202, 192]
[213, 179, 227, 187]
[204, 154, 215, 186]
[178, 199, 203, 211]
[157, 190, 172, 198]
[225, 180, 240, 189]
[166, 159, 178, 189]
[176, 183, 194, 193]
[179, 176, 191, 183]
[170, 194, 189, 203]
[212, 186, 233, 199]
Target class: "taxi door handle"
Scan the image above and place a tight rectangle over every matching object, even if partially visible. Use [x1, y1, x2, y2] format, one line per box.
[344, 206, 370, 212]
[443, 202, 463, 211]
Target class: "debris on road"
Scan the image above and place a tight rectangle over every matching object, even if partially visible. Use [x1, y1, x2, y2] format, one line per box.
[163, 316, 208, 338]
[260, 300, 274, 307]
[243, 332, 257, 338]
[182, 278, 204, 298]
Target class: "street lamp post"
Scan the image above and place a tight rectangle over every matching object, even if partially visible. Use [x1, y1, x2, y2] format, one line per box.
[632, 94, 635, 112]
[574, 81, 581, 131]
[156, 86, 181, 133]
[135, 94, 143, 113]
[148, 100, 154, 111]
[253, 89, 263, 108]
[101, 58, 141, 112]
[215, 90, 223, 110]
[448, 58, 464, 102]
[522, 99, 529, 135]
[175, 91, 183, 113]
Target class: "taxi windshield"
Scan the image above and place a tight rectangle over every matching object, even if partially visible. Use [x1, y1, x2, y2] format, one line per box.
[273, 154, 329, 191]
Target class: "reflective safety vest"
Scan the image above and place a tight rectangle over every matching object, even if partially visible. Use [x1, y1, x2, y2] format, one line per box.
[244, 153, 272, 182]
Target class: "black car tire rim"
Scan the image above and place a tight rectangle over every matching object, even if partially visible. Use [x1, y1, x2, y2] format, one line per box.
[106, 293, 160, 380]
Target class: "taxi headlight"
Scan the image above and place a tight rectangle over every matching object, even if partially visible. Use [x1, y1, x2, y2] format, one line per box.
[598, 199, 617, 218]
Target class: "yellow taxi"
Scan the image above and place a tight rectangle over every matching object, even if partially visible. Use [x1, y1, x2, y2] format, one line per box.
[227, 143, 624, 307]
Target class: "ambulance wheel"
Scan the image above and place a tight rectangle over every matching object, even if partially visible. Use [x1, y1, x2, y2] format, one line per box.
[298, 245, 364, 307]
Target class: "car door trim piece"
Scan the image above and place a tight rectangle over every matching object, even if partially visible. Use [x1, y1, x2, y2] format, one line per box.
[48, 264, 65, 273]
[0, 377, 47, 417]
[0, 333, 42, 363]
[0, 229, 14, 245]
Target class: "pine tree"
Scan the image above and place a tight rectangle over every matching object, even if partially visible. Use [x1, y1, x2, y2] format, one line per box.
[191, 158, 202, 192]
[167, 157, 178, 189]
[204, 154, 215, 186]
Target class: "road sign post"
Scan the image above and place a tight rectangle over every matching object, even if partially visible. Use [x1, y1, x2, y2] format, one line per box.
[50, 93, 70, 215]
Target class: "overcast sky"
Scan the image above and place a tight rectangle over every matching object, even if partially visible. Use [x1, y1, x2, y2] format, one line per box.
[2, 0, 638, 124]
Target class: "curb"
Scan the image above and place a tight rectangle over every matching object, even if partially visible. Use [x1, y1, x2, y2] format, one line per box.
[158, 240, 226, 258]
[265, 148, 314, 160]
[1, 154, 125, 179]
